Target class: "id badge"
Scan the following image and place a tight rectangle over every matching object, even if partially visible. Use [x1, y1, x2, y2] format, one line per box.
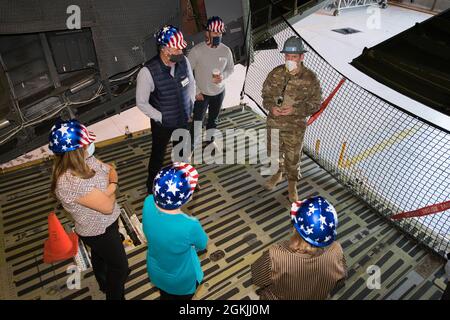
[181, 77, 190, 87]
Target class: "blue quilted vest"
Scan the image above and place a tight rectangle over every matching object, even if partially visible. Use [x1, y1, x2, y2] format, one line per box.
[145, 55, 192, 128]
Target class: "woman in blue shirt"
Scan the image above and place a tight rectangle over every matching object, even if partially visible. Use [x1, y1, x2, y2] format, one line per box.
[142, 163, 208, 299]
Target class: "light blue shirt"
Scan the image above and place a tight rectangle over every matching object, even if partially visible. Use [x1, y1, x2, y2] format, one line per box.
[142, 195, 208, 295]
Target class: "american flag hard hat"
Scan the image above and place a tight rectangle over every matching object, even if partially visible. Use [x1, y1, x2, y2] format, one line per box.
[206, 16, 225, 33]
[290, 196, 338, 248]
[155, 25, 187, 49]
[153, 162, 199, 210]
[48, 119, 96, 154]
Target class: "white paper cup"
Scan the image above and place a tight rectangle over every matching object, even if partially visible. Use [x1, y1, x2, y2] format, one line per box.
[212, 68, 220, 77]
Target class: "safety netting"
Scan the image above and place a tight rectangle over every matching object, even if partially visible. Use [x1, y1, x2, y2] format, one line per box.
[243, 3, 450, 256]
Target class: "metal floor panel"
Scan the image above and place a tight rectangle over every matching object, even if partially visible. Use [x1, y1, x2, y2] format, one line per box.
[0, 107, 447, 300]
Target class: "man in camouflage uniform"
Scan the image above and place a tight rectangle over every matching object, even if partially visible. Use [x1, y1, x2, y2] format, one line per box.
[262, 36, 322, 202]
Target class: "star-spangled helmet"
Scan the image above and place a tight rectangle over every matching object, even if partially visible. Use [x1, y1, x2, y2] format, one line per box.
[155, 25, 187, 49]
[153, 162, 199, 210]
[206, 16, 225, 33]
[290, 196, 338, 248]
[48, 119, 96, 154]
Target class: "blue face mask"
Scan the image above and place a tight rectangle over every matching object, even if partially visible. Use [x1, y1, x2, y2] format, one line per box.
[212, 36, 222, 47]
[86, 143, 95, 158]
[169, 53, 184, 63]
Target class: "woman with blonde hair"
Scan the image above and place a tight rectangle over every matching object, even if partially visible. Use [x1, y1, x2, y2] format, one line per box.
[49, 119, 129, 300]
[251, 196, 347, 299]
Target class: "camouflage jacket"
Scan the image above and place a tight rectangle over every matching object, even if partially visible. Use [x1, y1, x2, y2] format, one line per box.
[262, 63, 322, 130]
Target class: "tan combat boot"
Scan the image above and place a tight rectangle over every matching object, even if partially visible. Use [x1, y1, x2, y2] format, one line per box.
[288, 180, 298, 202]
[264, 171, 283, 190]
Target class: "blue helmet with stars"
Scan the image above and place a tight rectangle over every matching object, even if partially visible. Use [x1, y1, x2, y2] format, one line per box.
[155, 25, 187, 49]
[153, 162, 199, 210]
[48, 119, 96, 154]
[290, 196, 338, 248]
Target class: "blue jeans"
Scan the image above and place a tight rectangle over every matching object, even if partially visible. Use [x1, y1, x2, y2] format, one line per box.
[190, 90, 225, 148]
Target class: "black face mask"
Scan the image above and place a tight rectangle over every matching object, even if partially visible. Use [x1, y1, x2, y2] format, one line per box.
[169, 54, 184, 63]
[212, 36, 222, 47]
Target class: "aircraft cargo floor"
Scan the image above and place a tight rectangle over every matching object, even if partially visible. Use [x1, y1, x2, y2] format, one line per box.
[0, 107, 447, 300]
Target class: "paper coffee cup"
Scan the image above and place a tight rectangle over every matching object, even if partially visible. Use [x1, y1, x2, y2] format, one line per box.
[212, 68, 220, 77]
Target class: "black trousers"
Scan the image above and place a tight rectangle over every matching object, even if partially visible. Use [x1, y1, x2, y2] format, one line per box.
[159, 289, 195, 300]
[158, 282, 199, 300]
[190, 91, 225, 148]
[79, 220, 129, 300]
[442, 281, 450, 300]
[147, 119, 189, 194]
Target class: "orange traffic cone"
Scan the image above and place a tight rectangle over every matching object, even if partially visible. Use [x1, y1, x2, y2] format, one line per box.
[43, 212, 79, 264]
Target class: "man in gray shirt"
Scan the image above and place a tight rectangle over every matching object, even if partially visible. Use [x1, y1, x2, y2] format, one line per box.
[188, 16, 234, 150]
[136, 25, 196, 194]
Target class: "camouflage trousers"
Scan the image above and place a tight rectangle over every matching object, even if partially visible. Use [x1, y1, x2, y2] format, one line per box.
[267, 126, 305, 182]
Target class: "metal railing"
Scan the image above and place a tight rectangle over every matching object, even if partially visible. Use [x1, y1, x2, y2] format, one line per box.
[329, 0, 387, 16]
[251, 0, 327, 34]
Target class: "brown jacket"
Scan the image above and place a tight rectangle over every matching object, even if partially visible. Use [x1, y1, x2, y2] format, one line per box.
[251, 240, 347, 300]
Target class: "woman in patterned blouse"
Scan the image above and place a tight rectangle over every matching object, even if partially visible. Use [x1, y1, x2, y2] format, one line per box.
[49, 119, 129, 300]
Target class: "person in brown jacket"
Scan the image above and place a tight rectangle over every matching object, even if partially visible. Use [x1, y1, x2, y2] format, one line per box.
[251, 196, 346, 300]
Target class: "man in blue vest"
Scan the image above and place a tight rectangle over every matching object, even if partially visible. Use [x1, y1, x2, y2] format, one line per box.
[136, 25, 196, 194]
